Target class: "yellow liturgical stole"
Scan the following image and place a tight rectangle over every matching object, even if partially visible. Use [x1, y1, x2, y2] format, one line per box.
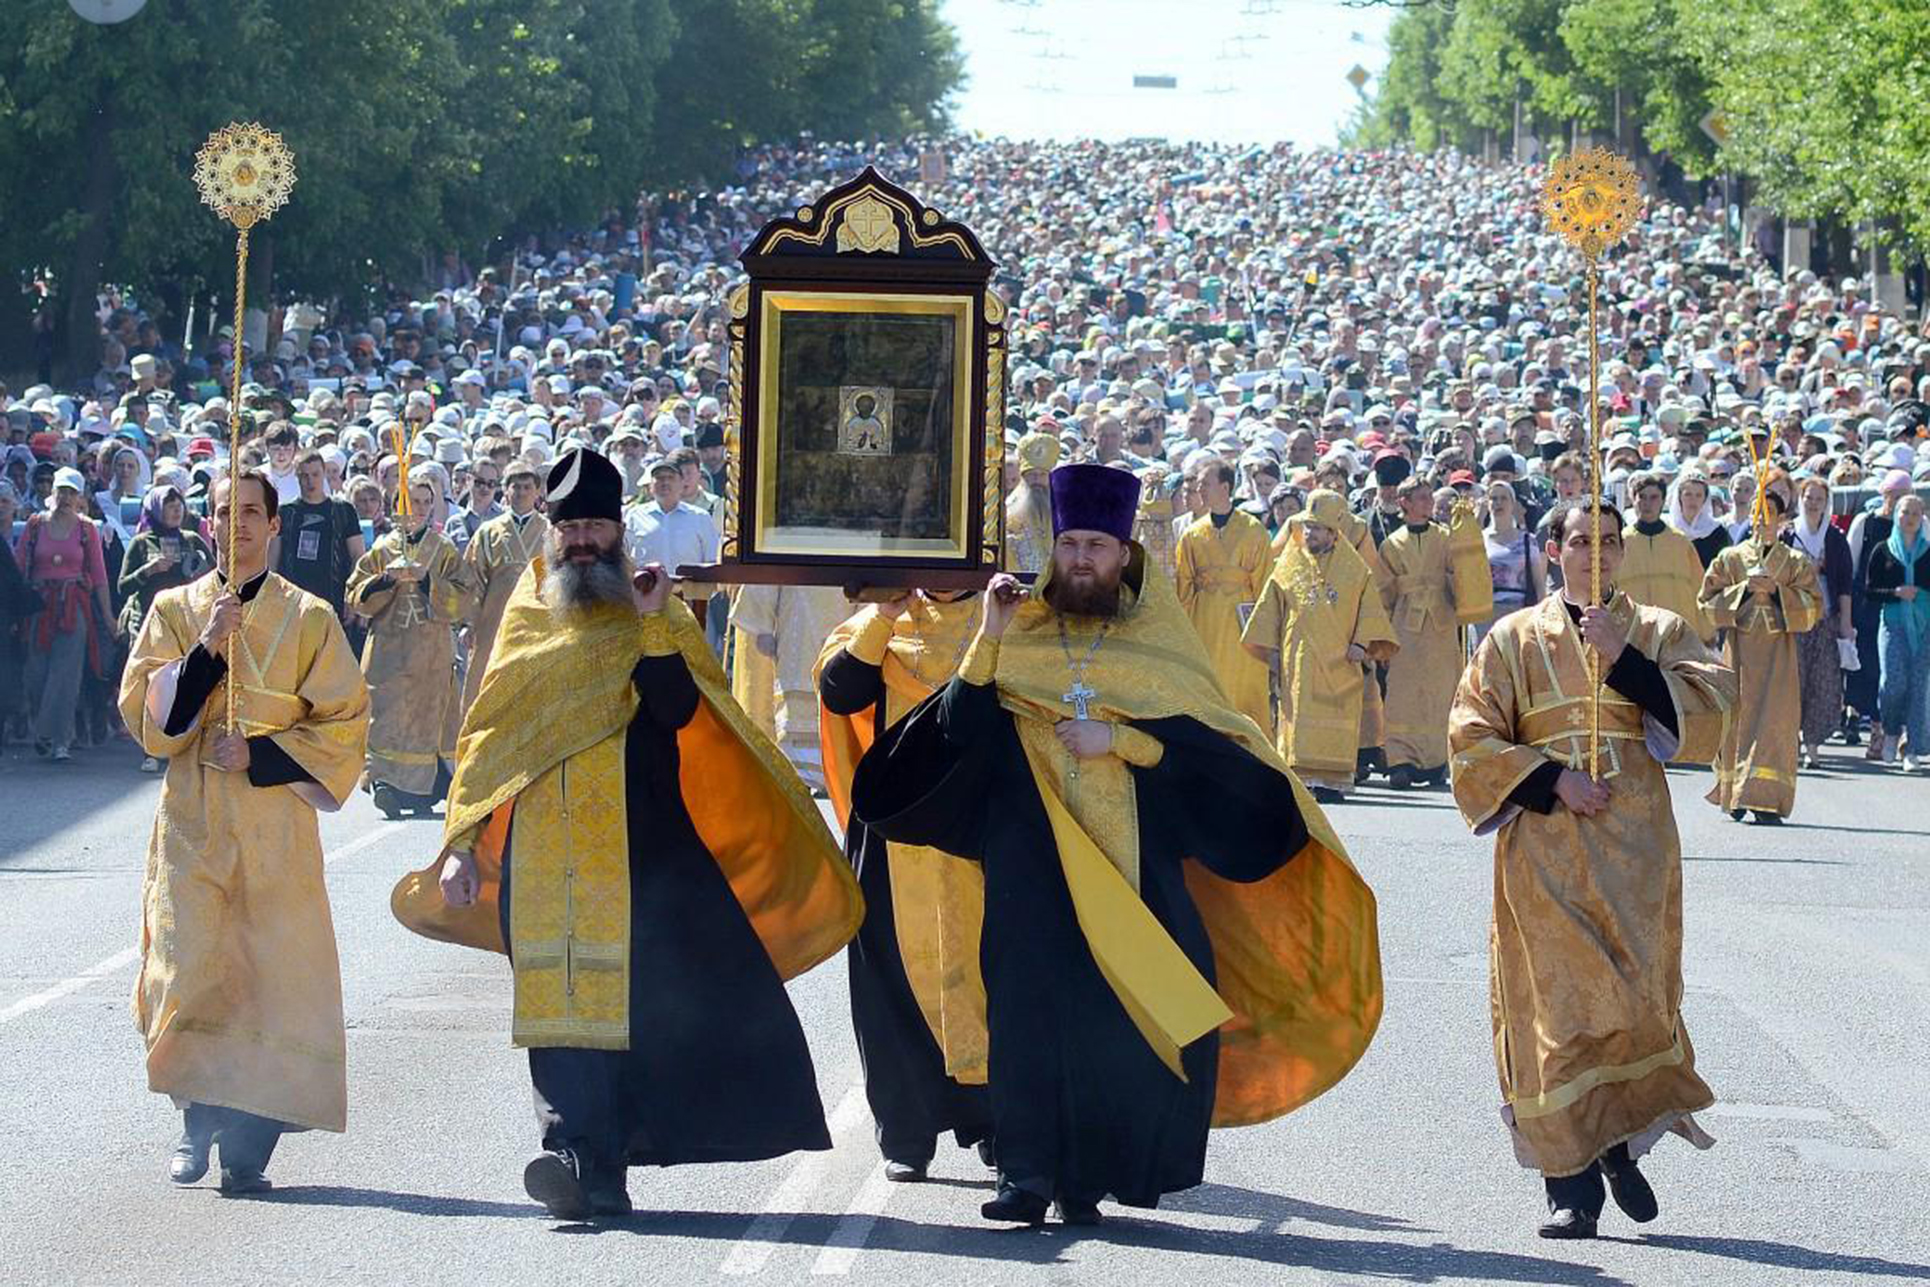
[392, 560, 862, 1050]
[985, 548, 1383, 1123]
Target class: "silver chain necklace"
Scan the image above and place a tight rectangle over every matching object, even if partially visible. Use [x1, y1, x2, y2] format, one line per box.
[1057, 614, 1111, 720]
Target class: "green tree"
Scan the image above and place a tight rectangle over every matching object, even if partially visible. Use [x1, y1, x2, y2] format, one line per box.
[1682, 0, 1930, 250]
[1560, 0, 1713, 170]
[0, 0, 962, 381]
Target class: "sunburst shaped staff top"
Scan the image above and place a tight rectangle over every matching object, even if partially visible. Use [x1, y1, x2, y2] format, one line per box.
[1539, 147, 1640, 261]
[193, 122, 297, 231]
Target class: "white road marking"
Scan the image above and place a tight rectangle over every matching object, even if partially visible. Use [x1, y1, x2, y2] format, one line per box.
[0, 821, 404, 1028]
[0, 947, 140, 1026]
[811, 1161, 898, 1275]
[720, 1083, 870, 1276]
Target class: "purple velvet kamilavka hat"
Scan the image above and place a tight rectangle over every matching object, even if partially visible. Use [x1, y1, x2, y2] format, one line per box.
[1048, 463, 1141, 542]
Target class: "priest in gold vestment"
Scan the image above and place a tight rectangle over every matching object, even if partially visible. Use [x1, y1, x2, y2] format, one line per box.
[393, 450, 861, 1221]
[1619, 472, 1715, 644]
[120, 472, 369, 1195]
[1175, 459, 1274, 735]
[458, 463, 548, 710]
[1379, 476, 1460, 787]
[730, 581, 855, 793]
[1241, 489, 1397, 802]
[1002, 430, 1060, 575]
[1699, 475, 1821, 824]
[1450, 500, 1735, 1240]
[346, 480, 470, 817]
[853, 464, 1380, 1226]
[817, 589, 995, 1180]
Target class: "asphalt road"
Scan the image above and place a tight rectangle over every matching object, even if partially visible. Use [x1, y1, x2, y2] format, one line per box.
[1, 734, 1926, 1287]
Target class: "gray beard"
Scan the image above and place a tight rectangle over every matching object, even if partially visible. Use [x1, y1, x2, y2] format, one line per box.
[542, 544, 633, 617]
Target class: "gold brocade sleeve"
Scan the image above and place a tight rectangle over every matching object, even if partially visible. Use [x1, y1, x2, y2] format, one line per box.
[960, 634, 1000, 686]
[118, 590, 203, 761]
[1770, 543, 1823, 634]
[639, 612, 679, 657]
[1697, 545, 1749, 628]
[848, 612, 896, 667]
[264, 600, 371, 806]
[1110, 723, 1165, 768]
[1448, 624, 1550, 833]
[1240, 579, 1285, 655]
[1650, 609, 1737, 766]
[345, 539, 399, 618]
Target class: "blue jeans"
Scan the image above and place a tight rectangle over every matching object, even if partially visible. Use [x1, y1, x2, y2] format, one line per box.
[1877, 621, 1930, 751]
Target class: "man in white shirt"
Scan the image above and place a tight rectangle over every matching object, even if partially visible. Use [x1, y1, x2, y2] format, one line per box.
[624, 458, 720, 622]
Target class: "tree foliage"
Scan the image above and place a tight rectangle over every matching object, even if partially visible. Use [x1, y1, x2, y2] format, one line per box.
[0, 0, 961, 371]
[1360, 0, 1930, 251]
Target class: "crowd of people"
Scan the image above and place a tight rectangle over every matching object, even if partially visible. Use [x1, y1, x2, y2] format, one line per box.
[4, 139, 1927, 804]
[23, 133, 1927, 1238]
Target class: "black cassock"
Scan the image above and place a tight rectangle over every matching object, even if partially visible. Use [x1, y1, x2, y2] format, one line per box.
[851, 674, 1307, 1208]
[819, 649, 994, 1168]
[498, 651, 831, 1173]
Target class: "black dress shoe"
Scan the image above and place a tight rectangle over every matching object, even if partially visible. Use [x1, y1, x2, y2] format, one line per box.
[1537, 1206, 1598, 1239]
[169, 1132, 211, 1185]
[1310, 785, 1346, 804]
[975, 1139, 998, 1170]
[1054, 1197, 1103, 1226]
[217, 1168, 272, 1196]
[585, 1169, 633, 1217]
[884, 1159, 928, 1183]
[980, 1183, 1049, 1224]
[1750, 810, 1784, 826]
[372, 784, 404, 820]
[1601, 1155, 1659, 1223]
[1729, 808, 1747, 822]
[524, 1151, 592, 1220]
[1387, 765, 1415, 790]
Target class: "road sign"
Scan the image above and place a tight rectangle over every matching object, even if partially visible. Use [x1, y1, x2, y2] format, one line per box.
[1700, 109, 1730, 147]
[1346, 65, 1370, 91]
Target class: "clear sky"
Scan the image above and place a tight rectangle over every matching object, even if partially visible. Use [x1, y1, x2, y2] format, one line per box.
[939, 0, 1393, 147]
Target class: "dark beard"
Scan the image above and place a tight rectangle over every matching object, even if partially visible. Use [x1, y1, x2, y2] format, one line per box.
[542, 539, 632, 615]
[1044, 573, 1122, 619]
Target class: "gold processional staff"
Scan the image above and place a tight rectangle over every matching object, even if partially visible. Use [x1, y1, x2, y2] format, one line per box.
[1539, 147, 1641, 781]
[192, 122, 296, 733]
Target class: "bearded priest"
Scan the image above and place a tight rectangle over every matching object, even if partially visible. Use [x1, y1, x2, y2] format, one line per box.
[851, 463, 1382, 1226]
[392, 448, 863, 1221]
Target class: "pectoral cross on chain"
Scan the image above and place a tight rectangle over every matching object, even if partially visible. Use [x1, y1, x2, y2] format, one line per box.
[1062, 677, 1096, 720]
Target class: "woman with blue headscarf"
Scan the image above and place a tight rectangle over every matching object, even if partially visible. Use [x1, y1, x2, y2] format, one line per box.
[1865, 494, 1930, 770]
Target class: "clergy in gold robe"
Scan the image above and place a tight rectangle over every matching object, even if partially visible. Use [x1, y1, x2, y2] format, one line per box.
[1449, 500, 1734, 1239]
[1699, 480, 1821, 824]
[1242, 490, 1398, 801]
[119, 472, 369, 1194]
[1133, 465, 1180, 584]
[727, 586, 780, 741]
[1379, 476, 1460, 786]
[1003, 430, 1060, 575]
[391, 449, 861, 1221]
[1175, 460, 1274, 735]
[852, 464, 1380, 1225]
[459, 465, 548, 710]
[346, 481, 470, 816]
[817, 590, 995, 1178]
[729, 582, 856, 793]
[1620, 472, 1716, 644]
